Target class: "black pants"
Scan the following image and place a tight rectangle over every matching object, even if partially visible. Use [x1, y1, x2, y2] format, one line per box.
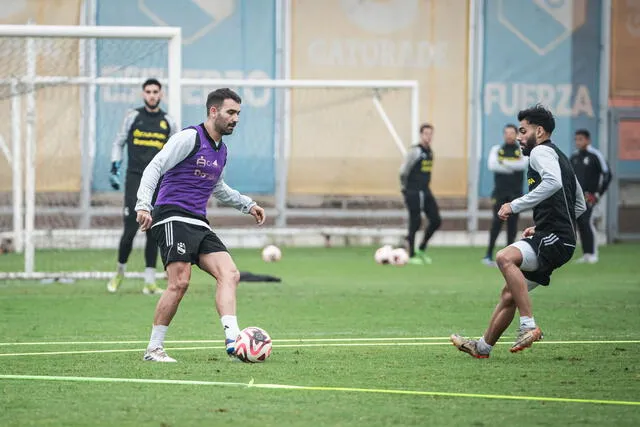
[485, 195, 520, 259]
[576, 204, 595, 255]
[403, 189, 441, 257]
[117, 172, 158, 268]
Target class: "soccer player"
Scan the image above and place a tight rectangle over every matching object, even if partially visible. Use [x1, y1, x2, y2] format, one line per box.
[570, 129, 611, 264]
[135, 88, 266, 362]
[482, 124, 528, 266]
[451, 105, 586, 358]
[399, 123, 442, 265]
[107, 78, 177, 295]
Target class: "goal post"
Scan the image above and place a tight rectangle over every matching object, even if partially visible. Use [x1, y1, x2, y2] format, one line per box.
[0, 24, 182, 277]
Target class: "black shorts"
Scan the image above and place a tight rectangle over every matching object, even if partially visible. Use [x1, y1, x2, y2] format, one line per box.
[520, 231, 575, 286]
[151, 221, 227, 268]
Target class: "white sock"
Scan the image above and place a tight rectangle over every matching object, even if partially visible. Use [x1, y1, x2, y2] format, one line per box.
[117, 263, 126, 276]
[148, 325, 168, 350]
[220, 315, 240, 342]
[144, 267, 156, 284]
[520, 316, 536, 329]
[477, 337, 493, 354]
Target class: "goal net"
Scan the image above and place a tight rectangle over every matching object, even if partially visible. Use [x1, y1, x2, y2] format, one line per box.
[0, 26, 418, 281]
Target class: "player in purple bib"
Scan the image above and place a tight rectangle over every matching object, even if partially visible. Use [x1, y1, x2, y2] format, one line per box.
[135, 88, 266, 362]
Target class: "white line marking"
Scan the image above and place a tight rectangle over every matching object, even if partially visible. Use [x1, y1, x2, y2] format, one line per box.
[0, 337, 453, 346]
[0, 374, 638, 406]
[0, 340, 638, 357]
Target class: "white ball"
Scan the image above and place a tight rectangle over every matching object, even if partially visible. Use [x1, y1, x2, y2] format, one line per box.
[261, 245, 282, 262]
[389, 248, 409, 266]
[234, 326, 273, 363]
[374, 245, 393, 264]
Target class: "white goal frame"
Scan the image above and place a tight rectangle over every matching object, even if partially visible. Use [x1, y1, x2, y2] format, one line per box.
[0, 25, 422, 281]
[0, 24, 182, 276]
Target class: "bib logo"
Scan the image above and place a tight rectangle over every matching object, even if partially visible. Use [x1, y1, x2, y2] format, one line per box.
[339, 0, 419, 34]
[498, 0, 587, 55]
[138, 0, 236, 45]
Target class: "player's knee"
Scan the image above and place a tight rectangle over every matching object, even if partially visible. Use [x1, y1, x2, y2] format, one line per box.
[217, 268, 240, 287]
[495, 249, 516, 269]
[167, 277, 189, 295]
[431, 216, 442, 230]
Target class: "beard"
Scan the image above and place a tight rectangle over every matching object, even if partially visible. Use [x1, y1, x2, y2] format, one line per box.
[144, 99, 159, 110]
[215, 119, 236, 135]
[520, 134, 537, 156]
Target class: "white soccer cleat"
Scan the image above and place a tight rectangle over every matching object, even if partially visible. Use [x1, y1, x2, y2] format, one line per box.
[143, 347, 176, 362]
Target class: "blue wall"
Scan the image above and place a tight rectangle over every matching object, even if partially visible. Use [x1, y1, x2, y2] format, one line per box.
[479, 0, 601, 197]
[93, 0, 276, 194]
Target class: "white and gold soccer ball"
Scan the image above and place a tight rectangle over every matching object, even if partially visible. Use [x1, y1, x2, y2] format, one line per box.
[374, 245, 393, 264]
[234, 326, 273, 363]
[389, 248, 409, 266]
[261, 245, 282, 262]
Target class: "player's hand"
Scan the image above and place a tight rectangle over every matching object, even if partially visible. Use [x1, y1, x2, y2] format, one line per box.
[522, 226, 536, 238]
[110, 161, 121, 190]
[497, 203, 513, 220]
[136, 210, 152, 232]
[250, 205, 266, 226]
[584, 192, 598, 207]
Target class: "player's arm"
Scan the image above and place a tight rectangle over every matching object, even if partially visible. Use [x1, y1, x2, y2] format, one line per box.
[591, 147, 612, 196]
[212, 179, 256, 214]
[574, 177, 587, 219]
[109, 109, 139, 189]
[510, 145, 562, 214]
[212, 179, 265, 225]
[135, 129, 197, 213]
[487, 145, 512, 173]
[399, 146, 421, 189]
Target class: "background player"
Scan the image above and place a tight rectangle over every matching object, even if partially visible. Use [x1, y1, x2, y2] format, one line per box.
[135, 88, 266, 362]
[399, 123, 442, 265]
[570, 129, 612, 264]
[107, 78, 177, 295]
[451, 105, 586, 358]
[482, 124, 528, 266]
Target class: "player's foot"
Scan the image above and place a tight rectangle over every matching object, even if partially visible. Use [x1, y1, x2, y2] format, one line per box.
[142, 283, 164, 295]
[575, 254, 598, 264]
[106, 274, 123, 293]
[510, 326, 543, 353]
[450, 334, 490, 358]
[481, 257, 497, 267]
[143, 347, 176, 362]
[225, 338, 239, 361]
[415, 249, 432, 264]
[407, 256, 425, 265]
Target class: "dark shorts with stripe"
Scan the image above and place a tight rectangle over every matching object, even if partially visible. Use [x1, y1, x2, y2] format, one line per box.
[151, 220, 227, 268]
[521, 231, 575, 286]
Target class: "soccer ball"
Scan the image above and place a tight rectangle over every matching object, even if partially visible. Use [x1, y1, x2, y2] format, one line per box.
[374, 245, 393, 264]
[389, 248, 409, 266]
[261, 245, 282, 262]
[234, 326, 273, 363]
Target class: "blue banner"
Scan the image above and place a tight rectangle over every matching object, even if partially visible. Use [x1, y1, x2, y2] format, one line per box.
[479, 0, 601, 197]
[93, 0, 276, 194]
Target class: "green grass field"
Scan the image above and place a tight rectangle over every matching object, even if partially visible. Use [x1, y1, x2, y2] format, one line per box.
[1, 245, 639, 426]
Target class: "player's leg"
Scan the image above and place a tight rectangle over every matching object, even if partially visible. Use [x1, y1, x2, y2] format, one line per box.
[575, 205, 596, 263]
[198, 241, 241, 356]
[142, 229, 163, 294]
[143, 221, 198, 362]
[484, 198, 503, 265]
[417, 188, 441, 262]
[402, 190, 422, 262]
[107, 180, 139, 293]
[451, 284, 516, 358]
